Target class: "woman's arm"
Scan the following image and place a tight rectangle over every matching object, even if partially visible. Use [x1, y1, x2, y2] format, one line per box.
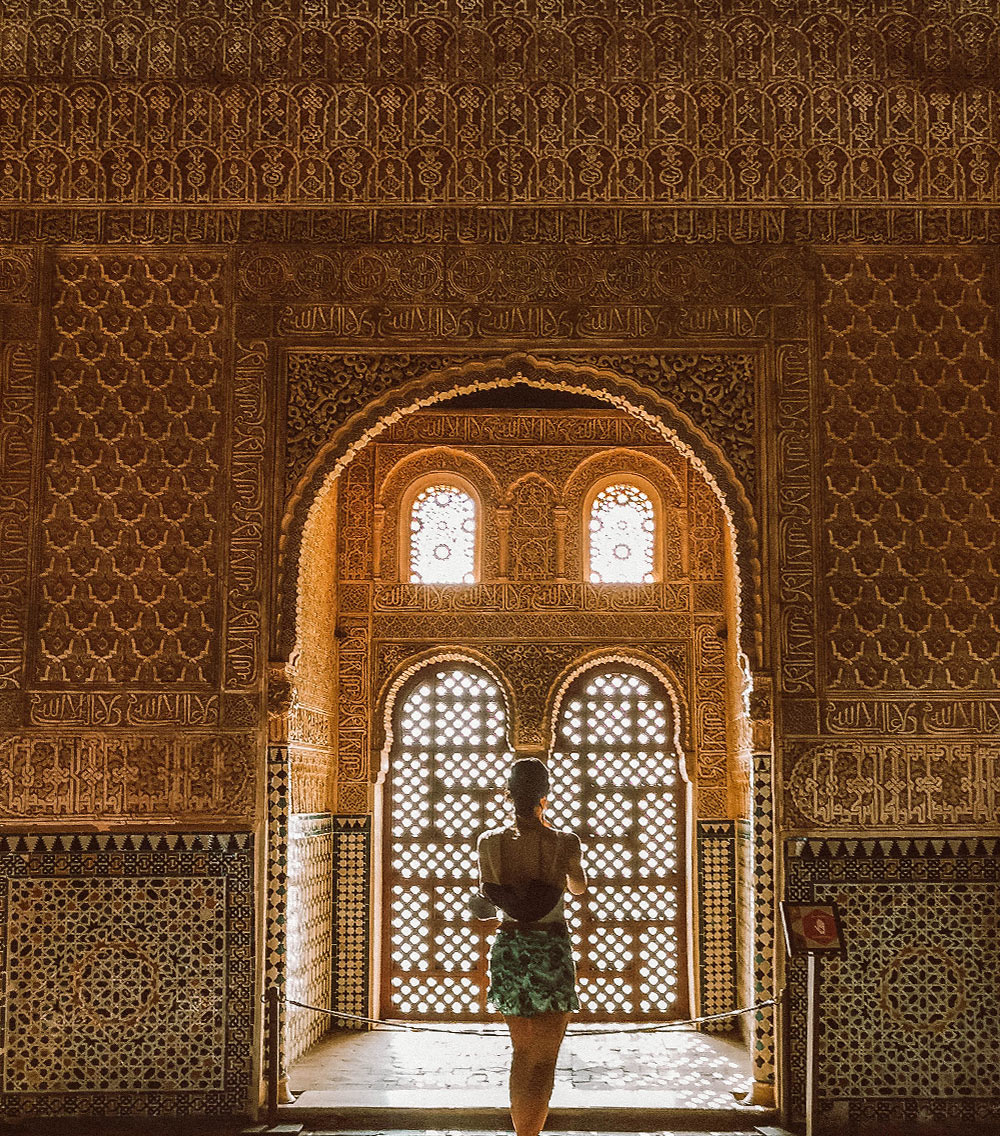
[469, 832, 499, 919]
[477, 831, 494, 886]
[564, 833, 588, 895]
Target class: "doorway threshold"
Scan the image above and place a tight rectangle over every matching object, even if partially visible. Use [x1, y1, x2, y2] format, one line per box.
[279, 1090, 774, 1132]
[284, 1024, 775, 1131]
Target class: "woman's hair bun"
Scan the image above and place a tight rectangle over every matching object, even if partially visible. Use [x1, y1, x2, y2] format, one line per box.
[507, 757, 549, 814]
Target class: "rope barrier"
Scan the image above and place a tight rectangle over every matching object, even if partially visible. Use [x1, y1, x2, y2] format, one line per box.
[282, 995, 776, 1037]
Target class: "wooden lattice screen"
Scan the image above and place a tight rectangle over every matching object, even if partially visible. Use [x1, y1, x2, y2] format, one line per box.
[550, 666, 688, 1020]
[383, 665, 511, 1017]
[383, 662, 687, 1021]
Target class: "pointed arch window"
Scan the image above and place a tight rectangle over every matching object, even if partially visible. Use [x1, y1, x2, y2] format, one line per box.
[408, 483, 477, 583]
[587, 482, 657, 583]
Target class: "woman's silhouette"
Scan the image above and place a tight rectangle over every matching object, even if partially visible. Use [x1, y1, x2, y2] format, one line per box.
[476, 758, 588, 1136]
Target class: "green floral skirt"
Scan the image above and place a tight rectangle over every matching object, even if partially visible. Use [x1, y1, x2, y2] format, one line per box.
[488, 924, 580, 1017]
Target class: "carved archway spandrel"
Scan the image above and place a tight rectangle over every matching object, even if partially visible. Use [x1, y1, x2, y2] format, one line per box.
[282, 353, 761, 670]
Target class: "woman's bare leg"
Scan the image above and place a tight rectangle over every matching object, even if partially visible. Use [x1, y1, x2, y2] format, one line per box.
[503, 1011, 571, 1136]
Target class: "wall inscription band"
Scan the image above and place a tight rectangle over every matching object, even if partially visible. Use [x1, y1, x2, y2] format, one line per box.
[787, 740, 1000, 829]
[0, 342, 35, 692]
[822, 698, 1000, 737]
[0, 733, 256, 824]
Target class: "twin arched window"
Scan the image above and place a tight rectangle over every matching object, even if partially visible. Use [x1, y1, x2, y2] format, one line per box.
[406, 479, 658, 584]
[384, 660, 685, 1021]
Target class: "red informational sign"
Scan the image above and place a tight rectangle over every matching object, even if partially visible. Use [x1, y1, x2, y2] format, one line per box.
[780, 902, 846, 956]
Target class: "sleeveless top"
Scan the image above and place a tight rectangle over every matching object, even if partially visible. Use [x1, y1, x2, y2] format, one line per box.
[477, 825, 576, 924]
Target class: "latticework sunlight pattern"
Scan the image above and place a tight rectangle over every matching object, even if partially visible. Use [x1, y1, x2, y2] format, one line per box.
[384, 666, 510, 1017]
[409, 485, 476, 583]
[588, 483, 656, 583]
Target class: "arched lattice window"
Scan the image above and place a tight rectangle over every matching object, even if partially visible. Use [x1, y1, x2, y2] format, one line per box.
[383, 664, 511, 1018]
[588, 482, 656, 583]
[408, 484, 477, 583]
[549, 664, 687, 1020]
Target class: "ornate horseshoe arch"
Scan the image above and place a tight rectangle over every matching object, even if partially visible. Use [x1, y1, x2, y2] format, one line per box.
[274, 350, 777, 1097]
[277, 353, 762, 668]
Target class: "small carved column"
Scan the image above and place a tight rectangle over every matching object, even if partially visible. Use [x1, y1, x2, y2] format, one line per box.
[265, 663, 294, 1106]
[553, 505, 569, 580]
[747, 672, 777, 1108]
[371, 504, 386, 579]
[676, 506, 691, 577]
[496, 507, 512, 581]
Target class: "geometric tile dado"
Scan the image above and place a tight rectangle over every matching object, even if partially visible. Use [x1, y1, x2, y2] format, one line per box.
[287, 815, 335, 1066]
[786, 837, 1000, 1129]
[695, 821, 738, 1034]
[330, 816, 370, 1030]
[0, 833, 253, 1118]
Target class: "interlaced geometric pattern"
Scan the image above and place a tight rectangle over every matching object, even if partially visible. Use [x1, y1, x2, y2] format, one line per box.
[550, 667, 687, 1020]
[384, 665, 510, 1018]
[409, 485, 476, 584]
[588, 484, 656, 583]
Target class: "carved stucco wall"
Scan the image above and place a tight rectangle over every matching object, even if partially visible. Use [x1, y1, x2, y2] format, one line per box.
[1, 0, 998, 1124]
[0, 252, 265, 827]
[289, 479, 338, 815]
[776, 249, 1000, 1129]
[782, 249, 999, 835]
[0, 250, 267, 1119]
[3, 3, 1000, 206]
[1, 239, 995, 1125]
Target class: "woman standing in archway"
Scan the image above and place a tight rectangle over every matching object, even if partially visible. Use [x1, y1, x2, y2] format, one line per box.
[476, 758, 588, 1136]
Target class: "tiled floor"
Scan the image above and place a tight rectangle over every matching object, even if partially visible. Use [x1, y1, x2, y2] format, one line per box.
[289, 1024, 753, 1108]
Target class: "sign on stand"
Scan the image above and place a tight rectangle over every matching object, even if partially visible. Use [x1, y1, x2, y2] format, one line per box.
[780, 903, 846, 1136]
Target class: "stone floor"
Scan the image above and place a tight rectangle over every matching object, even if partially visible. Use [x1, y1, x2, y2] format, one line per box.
[289, 1023, 754, 1108]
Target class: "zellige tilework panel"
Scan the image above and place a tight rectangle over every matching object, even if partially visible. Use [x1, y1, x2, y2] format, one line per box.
[0, 833, 253, 1119]
[696, 820, 738, 1034]
[287, 814, 335, 1064]
[786, 837, 1000, 1130]
[330, 816, 371, 1029]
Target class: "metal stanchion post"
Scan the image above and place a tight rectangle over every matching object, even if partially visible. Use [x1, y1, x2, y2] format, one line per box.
[266, 986, 280, 1124]
[779, 900, 846, 1136]
[804, 953, 817, 1136]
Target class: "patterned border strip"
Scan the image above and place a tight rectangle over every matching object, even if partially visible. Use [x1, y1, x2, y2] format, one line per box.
[788, 836, 1000, 861]
[330, 815, 372, 1029]
[265, 746, 290, 1089]
[5, 207, 1000, 246]
[751, 750, 776, 1088]
[696, 820, 738, 1034]
[0, 832, 251, 853]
